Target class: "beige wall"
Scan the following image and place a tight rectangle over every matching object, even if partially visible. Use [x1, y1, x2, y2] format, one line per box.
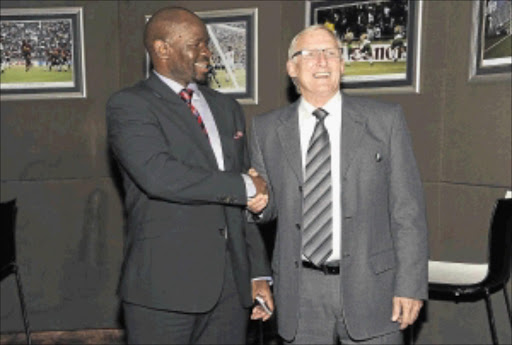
[1, 0, 510, 343]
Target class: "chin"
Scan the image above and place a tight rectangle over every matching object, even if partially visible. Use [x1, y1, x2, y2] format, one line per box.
[315, 84, 338, 92]
[194, 74, 208, 85]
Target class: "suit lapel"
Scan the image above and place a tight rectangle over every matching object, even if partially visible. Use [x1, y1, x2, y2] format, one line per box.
[277, 101, 303, 184]
[144, 75, 218, 169]
[341, 94, 367, 178]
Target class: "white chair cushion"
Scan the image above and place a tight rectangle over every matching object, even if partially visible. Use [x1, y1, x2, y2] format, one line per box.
[428, 261, 488, 285]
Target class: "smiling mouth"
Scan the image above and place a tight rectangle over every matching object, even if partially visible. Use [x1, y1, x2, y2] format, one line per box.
[314, 72, 331, 78]
[194, 62, 210, 71]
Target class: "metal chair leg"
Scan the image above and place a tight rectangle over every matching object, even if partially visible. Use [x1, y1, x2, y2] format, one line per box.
[484, 290, 499, 345]
[14, 265, 31, 345]
[503, 285, 512, 328]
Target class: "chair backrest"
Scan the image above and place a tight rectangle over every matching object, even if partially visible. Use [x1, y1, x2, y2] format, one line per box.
[486, 198, 512, 290]
[0, 199, 17, 270]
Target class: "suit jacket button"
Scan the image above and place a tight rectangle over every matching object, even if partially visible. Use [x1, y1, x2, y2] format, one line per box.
[298, 186, 303, 192]
[219, 228, 226, 238]
[295, 261, 299, 268]
[296, 223, 301, 230]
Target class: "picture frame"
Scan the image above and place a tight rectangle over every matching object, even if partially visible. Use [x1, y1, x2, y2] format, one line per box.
[469, 0, 511, 80]
[145, 8, 258, 105]
[306, 0, 423, 93]
[0, 7, 87, 100]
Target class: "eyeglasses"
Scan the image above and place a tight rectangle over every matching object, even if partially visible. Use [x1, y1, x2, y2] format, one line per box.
[291, 48, 342, 60]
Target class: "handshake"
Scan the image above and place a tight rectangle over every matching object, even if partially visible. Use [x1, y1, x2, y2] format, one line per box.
[247, 168, 268, 214]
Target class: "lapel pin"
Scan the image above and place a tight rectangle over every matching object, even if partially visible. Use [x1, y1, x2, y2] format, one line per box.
[375, 153, 382, 162]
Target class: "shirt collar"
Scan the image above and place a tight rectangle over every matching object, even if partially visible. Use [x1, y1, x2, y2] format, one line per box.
[299, 91, 342, 120]
[152, 70, 201, 99]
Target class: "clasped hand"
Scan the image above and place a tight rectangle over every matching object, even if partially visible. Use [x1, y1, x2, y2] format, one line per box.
[247, 168, 268, 214]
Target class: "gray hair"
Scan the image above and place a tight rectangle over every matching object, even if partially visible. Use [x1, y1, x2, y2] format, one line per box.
[287, 25, 342, 60]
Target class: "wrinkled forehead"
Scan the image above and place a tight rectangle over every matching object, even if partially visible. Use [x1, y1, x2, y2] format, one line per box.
[296, 29, 339, 50]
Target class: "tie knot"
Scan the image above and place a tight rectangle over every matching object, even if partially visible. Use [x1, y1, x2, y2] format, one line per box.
[312, 108, 329, 122]
[179, 88, 194, 103]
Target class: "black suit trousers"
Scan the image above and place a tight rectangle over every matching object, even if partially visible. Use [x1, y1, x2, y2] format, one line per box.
[123, 253, 249, 345]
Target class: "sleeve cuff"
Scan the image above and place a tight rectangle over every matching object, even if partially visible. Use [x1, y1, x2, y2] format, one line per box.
[242, 173, 256, 199]
[252, 276, 273, 286]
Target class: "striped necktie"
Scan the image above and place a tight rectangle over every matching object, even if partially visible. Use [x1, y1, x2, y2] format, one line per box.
[302, 107, 333, 266]
[179, 88, 209, 138]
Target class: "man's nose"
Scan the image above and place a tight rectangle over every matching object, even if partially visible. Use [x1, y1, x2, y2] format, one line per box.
[316, 52, 328, 66]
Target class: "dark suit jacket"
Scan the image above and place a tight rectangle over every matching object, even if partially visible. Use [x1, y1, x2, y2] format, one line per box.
[106, 74, 270, 313]
[249, 94, 428, 341]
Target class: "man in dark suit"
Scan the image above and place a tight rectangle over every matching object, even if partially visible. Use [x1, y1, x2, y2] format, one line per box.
[248, 25, 428, 344]
[106, 7, 273, 344]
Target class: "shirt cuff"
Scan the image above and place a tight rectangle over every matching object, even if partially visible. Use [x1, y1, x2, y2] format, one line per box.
[252, 276, 273, 285]
[242, 173, 256, 199]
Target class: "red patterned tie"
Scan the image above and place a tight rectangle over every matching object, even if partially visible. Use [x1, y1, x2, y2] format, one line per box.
[179, 88, 209, 138]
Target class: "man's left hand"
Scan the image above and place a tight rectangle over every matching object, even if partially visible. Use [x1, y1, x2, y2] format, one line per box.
[251, 280, 274, 321]
[391, 296, 423, 330]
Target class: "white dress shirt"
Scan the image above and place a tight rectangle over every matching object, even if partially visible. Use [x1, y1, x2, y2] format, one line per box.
[298, 92, 342, 262]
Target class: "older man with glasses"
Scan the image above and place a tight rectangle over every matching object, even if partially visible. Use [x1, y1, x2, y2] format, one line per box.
[247, 25, 428, 344]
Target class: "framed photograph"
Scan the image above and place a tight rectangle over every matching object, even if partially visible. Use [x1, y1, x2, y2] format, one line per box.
[469, 0, 511, 80]
[145, 8, 258, 104]
[306, 0, 423, 93]
[0, 7, 86, 100]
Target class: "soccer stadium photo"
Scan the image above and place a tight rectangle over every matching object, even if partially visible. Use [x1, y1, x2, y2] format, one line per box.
[205, 21, 247, 94]
[312, 0, 410, 83]
[482, 0, 511, 63]
[1, 18, 74, 87]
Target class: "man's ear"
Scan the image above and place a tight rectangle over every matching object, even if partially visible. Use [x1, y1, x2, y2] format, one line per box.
[340, 59, 345, 74]
[286, 59, 297, 78]
[153, 39, 170, 59]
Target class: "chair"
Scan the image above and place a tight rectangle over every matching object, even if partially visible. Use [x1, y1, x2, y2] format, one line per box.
[1, 199, 32, 344]
[428, 198, 512, 344]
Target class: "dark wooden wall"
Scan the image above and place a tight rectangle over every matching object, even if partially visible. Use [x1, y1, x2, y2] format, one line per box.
[1, 1, 510, 343]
